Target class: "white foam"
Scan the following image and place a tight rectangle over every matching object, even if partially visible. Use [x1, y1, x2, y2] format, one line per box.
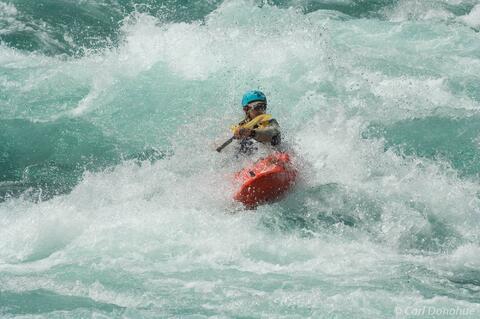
[115, 1, 326, 80]
[385, 0, 455, 22]
[460, 4, 480, 28]
[1, 1, 480, 315]
[0, 2, 17, 17]
[448, 244, 480, 268]
[294, 94, 480, 250]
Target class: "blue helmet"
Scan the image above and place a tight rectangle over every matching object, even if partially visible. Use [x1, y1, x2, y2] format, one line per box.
[241, 90, 267, 107]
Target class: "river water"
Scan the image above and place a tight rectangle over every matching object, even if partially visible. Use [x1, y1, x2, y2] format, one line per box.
[1, 0, 480, 317]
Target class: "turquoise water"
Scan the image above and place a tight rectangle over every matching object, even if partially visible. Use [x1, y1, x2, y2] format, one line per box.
[1, 0, 480, 317]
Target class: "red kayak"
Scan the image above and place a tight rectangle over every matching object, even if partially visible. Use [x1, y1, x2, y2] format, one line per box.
[234, 152, 297, 208]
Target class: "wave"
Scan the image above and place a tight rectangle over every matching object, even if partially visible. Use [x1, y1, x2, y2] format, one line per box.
[1, 1, 480, 317]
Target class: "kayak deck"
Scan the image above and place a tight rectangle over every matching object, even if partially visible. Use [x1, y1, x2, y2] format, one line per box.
[234, 152, 297, 208]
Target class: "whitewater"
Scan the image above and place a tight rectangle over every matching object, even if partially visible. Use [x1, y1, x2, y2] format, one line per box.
[1, 0, 480, 317]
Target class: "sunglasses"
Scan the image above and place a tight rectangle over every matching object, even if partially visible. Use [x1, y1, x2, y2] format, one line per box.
[243, 102, 266, 112]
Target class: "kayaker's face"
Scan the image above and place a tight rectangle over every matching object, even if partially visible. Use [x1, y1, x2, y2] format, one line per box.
[244, 102, 266, 119]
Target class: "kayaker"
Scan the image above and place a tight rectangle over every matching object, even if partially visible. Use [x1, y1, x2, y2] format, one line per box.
[232, 90, 281, 155]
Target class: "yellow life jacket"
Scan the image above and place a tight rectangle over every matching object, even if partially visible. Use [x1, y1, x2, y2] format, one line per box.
[230, 114, 273, 133]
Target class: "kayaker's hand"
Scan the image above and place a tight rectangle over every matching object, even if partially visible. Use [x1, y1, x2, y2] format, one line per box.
[234, 128, 252, 138]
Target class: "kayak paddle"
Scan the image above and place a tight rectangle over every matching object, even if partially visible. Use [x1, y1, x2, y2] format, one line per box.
[216, 137, 234, 152]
